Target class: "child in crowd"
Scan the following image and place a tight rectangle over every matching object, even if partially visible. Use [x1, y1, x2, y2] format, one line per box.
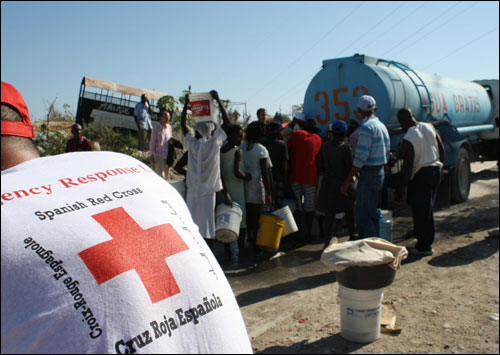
[219, 124, 252, 263]
[240, 121, 273, 255]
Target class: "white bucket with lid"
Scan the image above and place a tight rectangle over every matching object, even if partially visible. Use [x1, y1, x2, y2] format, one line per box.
[215, 202, 242, 243]
[273, 205, 298, 237]
[338, 285, 384, 343]
[189, 92, 217, 123]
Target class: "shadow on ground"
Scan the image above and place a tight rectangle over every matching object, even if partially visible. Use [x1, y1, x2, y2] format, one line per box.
[236, 271, 336, 308]
[429, 235, 499, 267]
[257, 333, 377, 354]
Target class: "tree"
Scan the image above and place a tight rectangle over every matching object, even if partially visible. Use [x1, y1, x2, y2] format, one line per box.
[291, 103, 304, 116]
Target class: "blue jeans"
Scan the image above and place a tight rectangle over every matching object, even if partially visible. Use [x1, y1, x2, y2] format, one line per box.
[355, 165, 385, 239]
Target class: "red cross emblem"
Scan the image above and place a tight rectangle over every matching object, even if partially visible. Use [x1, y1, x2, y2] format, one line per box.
[79, 207, 189, 303]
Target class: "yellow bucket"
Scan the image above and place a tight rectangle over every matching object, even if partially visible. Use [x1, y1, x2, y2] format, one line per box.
[256, 213, 285, 252]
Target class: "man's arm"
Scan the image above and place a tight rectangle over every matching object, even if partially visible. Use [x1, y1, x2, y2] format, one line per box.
[395, 139, 414, 203]
[233, 149, 251, 181]
[210, 90, 229, 130]
[341, 166, 360, 196]
[436, 131, 445, 165]
[260, 158, 273, 205]
[181, 94, 189, 137]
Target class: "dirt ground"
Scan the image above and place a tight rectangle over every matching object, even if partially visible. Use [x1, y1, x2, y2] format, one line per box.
[220, 161, 499, 354]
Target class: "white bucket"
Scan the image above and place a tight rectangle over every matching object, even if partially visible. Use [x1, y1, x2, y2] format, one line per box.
[338, 285, 384, 343]
[273, 205, 298, 237]
[189, 92, 217, 123]
[168, 179, 186, 200]
[215, 202, 242, 243]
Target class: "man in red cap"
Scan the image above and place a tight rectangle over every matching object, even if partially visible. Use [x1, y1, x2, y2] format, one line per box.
[1, 81, 39, 170]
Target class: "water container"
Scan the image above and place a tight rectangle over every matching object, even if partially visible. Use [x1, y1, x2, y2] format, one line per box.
[189, 92, 217, 123]
[256, 213, 285, 251]
[273, 205, 298, 237]
[215, 202, 243, 243]
[338, 285, 384, 343]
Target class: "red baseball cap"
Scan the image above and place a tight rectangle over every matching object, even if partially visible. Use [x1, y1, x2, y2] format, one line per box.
[1, 81, 34, 138]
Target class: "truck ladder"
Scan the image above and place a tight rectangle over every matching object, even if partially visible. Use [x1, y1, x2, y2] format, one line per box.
[386, 61, 434, 121]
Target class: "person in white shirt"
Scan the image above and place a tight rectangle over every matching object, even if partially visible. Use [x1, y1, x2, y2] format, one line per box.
[181, 90, 230, 250]
[395, 107, 445, 256]
[1, 81, 252, 354]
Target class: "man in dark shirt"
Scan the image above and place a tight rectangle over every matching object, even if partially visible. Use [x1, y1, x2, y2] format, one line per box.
[263, 122, 289, 208]
[65, 123, 92, 152]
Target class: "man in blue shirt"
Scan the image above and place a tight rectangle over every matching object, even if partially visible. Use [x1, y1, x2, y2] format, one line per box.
[134, 93, 153, 151]
[341, 95, 390, 239]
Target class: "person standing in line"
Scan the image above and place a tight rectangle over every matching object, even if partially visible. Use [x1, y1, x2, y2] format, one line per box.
[240, 121, 273, 255]
[181, 90, 229, 250]
[149, 109, 173, 179]
[65, 123, 92, 152]
[256, 108, 267, 125]
[263, 122, 289, 209]
[287, 118, 323, 243]
[341, 95, 390, 239]
[134, 93, 153, 151]
[219, 124, 252, 263]
[316, 120, 356, 247]
[395, 107, 445, 256]
[348, 118, 362, 150]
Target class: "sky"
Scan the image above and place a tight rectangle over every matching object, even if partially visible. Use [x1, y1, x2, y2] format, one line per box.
[1, 1, 499, 122]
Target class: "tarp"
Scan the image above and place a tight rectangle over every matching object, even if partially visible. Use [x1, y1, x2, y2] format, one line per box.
[321, 237, 408, 271]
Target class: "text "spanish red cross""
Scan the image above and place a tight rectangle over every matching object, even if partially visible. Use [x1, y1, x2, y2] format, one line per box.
[79, 207, 189, 303]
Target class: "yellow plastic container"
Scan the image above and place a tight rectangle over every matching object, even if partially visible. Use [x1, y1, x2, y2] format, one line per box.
[256, 214, 285, 251]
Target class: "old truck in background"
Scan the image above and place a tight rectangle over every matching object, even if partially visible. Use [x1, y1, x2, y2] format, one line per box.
[75, 76, 170, 133]
[303, 54, 499, 205]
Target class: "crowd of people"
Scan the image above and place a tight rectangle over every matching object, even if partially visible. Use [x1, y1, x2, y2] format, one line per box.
[131, 90, 445, 264]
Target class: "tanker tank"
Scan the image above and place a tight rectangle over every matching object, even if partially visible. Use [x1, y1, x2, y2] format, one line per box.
[303, 54, 499, 204]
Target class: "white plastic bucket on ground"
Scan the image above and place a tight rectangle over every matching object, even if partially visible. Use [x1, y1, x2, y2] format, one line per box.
[168, 179, 186, 200]
[273, 205, 298, 237]
[215, 202, 243, 243]
[338, 285, 384, 343]
[189, 92, 217, 123]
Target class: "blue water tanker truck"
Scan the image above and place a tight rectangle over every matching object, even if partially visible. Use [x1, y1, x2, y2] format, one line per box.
[303, 54, 499, 204]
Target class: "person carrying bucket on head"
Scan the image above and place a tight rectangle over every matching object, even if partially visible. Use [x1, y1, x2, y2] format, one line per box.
[181, 90, 230, 250]
[218, 124, 252, 264]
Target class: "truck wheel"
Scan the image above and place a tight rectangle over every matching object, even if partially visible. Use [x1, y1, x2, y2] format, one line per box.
[451, 147, 471, 203]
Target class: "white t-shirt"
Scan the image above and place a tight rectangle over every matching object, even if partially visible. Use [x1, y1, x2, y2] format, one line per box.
[403, 122, 443, 179]
[1, 151, 252, 354]
[239, 141, 270, 181]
